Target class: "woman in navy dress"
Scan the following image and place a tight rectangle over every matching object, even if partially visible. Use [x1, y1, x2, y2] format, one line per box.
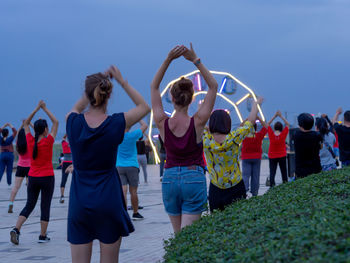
[66, 65, 150, 263]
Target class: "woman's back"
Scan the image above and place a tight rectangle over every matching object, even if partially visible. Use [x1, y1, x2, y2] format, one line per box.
[67, 113, 125, 171]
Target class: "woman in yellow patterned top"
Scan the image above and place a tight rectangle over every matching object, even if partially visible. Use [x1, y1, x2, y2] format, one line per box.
[203, 97, 263, 212]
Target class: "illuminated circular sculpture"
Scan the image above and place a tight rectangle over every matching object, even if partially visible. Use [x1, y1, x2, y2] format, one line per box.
[148, 70, 265, 163]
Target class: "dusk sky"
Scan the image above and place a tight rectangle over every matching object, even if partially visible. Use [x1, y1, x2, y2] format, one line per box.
[1, 0, 349, 135]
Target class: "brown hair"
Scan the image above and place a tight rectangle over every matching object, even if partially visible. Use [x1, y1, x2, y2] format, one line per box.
[170, 77, 194, 107]
[85, 73, 113, 107]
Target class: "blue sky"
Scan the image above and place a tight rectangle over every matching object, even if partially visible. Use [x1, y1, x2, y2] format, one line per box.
[1, 0, 349, 135]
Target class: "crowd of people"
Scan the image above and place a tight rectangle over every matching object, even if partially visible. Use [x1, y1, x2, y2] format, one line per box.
[0, 43, 349, 263]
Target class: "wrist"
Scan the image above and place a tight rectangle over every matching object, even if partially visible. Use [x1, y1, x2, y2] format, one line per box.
[193, 58, 201, 66]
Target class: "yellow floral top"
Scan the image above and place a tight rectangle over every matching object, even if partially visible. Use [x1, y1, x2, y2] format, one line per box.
[203, 121, 254, 189]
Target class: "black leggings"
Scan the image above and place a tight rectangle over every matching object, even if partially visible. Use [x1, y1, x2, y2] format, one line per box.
[269, 157, 288, 186]
[60, 162, 71, 188]
[20, 176, 54, 222]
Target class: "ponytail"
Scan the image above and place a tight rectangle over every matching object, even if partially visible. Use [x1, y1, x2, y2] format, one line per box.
[33, 133, 39, 159]
[32, 119, 48, 160]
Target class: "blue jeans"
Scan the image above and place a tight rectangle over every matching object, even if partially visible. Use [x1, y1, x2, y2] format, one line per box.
[242, 159, 261, 196]
[162, 166, 207, 216]
[0, 152, 14, 185]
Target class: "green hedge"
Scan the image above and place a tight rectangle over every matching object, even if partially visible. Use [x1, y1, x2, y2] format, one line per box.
[163, 168, 350, 263]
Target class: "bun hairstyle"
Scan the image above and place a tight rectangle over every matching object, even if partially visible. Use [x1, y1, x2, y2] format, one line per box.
[170, 77, 194, 107]
[274, 121, 283, 132]
[1, 128, 9, 143]
[33, 119, 48, 159]
[16, 128, 28, 155]
[85, 73, 113, 107]
[209, 110, 232, 135]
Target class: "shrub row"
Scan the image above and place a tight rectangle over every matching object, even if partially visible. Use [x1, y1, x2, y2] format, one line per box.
[163, 168, 350, 263]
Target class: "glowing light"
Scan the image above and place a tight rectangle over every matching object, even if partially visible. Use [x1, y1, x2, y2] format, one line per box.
[219, 77, 227, 94]
[164, 111, 172, 116]
[152, 134, 159, 139]
[196, 74, 202, 91]
[148, 69, 265, 164]
[236, 94, 250, 106]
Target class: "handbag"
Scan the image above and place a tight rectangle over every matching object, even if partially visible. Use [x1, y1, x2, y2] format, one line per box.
[265, 176, 270, 186]
[324, 141, 339, 166]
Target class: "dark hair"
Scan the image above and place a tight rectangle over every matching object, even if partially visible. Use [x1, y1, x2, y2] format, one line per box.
[16, 128, 27, 155]
[316, 117, 329, 138]
[253, 123, 257, 132]
[344, 111, 350, 122]
[85, 73, 113, 108]
[298, 113, 314, 131]
[170, 77, 194, 107]
[33, 119, 48, 159]
[209, 110, 231, 134]
[1, 128, 9, 143]
[274, 121, 283, 132]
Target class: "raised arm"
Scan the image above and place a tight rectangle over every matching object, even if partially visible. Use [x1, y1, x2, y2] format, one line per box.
[108, 65, 150, 130]
[40, 101, 59, 139]
[185, 43, 218, 127]
[24, 101, 42, 134]
[267, 112, 278, 126]
[332, 107, 342, 124]
[7, 123, 17, 137]
[139, 120, 148, 134]
[151, 45, 186, 130]
[247, 97, 263, 124]
[66, 94, 90, 119]
[276, 110, 290, 127]
[257, 115, 268, 128]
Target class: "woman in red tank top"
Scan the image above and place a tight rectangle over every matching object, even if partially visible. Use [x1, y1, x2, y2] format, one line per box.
[151, 43, 218, 233]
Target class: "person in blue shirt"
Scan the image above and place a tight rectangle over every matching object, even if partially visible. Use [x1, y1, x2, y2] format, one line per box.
[117, 120, 148, 220]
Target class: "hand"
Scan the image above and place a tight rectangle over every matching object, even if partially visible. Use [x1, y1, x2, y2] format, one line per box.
[167, 45, 186, 61]
[336, 107, 343, 115]
[107, 65, 124, 85]
[321, 114, 327, 118]
[183, 43, 198, 62]
[276, 110, 282, 117]
[65, 164, 74, 174]
[256, 97, 264, 105]
[40, 101, 47, 109]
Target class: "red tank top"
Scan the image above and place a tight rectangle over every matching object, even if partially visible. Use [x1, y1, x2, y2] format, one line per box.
[164, 117, 204, 168]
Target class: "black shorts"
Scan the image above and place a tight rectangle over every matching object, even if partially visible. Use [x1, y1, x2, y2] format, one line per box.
[15, 166, 30, 178]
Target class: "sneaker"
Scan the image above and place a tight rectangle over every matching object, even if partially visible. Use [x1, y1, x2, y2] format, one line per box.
[8, 204, 13, 213]
[132, 212, 144, 221]
[10, 228, 20, 245]
[38, 235, 50, 243]
[59, 196, 64, 204]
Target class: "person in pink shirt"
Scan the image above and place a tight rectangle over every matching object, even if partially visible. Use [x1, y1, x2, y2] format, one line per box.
[8, 123, 33, 213]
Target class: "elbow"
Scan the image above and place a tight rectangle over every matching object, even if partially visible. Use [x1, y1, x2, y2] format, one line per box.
[144, 104, 151, 114]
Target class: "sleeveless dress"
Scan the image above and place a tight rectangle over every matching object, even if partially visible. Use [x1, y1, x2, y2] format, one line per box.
[66, 112, 134, 244]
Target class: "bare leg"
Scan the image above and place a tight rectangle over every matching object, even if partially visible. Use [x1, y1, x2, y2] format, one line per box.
[40, 221, 49, 236]
[181, 214, 201, 229]
[168, 215, 182, 233]
[100, 237, 122, 263]
[60, 187, 65, 197]
[129, 186, 138, 214]
[122, 185, 128, 207]
[10, 177, 24, 202]
[71, 242, 93, 263]
[15, 215, 27, 231]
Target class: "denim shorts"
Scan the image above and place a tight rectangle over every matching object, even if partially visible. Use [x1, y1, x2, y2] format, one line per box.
[162, 166, 207, 216]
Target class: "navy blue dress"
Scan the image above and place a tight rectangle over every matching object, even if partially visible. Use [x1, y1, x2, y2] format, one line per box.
[66, 112, 134, 244]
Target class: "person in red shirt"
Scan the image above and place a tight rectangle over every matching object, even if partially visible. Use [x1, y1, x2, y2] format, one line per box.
[267, 110, 290, 187]
[10, 100, 59, 245]
[241, 116, 268, 196]
[59, 134, 72, 203]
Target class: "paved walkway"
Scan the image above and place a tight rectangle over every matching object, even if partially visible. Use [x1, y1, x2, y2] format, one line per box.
[0, 161, 282, 263]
